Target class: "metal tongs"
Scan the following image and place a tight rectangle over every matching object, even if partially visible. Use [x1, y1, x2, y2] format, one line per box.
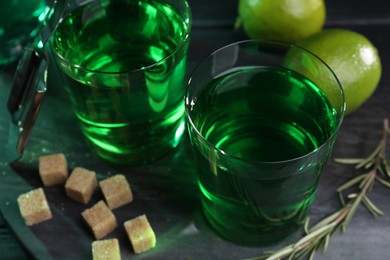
[7, 0, 69, 161]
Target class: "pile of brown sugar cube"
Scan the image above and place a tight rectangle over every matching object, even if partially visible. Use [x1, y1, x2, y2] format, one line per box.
[16, 153, 156, 259]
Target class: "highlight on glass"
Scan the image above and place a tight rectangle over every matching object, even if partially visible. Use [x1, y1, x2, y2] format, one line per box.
[0, 0, 51, 66]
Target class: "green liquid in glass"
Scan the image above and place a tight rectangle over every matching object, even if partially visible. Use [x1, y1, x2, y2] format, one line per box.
[52, 0, 189, 164]
[191, 66, 337, 244]
[0, 0, 47, 65]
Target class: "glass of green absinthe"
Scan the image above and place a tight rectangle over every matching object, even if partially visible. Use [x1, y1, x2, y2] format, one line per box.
[51, 0, 191, 165]
[185, 40, 345, 245]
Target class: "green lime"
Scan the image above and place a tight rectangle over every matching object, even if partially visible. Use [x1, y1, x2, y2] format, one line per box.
[295, 29, 382, 115]
[237, 0, 326, 43]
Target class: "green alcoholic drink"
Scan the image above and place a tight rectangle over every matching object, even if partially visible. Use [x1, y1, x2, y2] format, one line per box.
[189, 66, 338, 244]
[52, 0, 190, 164]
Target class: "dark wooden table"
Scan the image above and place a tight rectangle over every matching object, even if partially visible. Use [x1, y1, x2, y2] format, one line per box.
[1, 0, 390, 259]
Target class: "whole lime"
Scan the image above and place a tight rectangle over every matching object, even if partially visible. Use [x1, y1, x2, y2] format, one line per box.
[237, 0, 326, 43]
[295, 29, 382, 115]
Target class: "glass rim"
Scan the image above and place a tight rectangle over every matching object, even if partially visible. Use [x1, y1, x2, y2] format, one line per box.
[185, 39, 346, 165]
[50, 0, 192, 75]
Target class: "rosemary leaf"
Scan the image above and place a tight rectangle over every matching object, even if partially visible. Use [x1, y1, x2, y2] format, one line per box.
[375, 176, 390, 188]
[296, 224, 333, 248]
[323, 233, 330, 252]
[304, 217, 310, 234]
[355, 144, 382, 169]
[313, 238, 323, 255]
[355, 158, 372, 170]
[343, 192, 364, 230]
[308, 248, 317, 260]
[377, 164, 386, 177]
[309, 208, 344, 232]
[330, 225, 342, 238]
[287, 249, 296, 260]
[295, 234, 324, 260]
[334, 158, 364, 164]
[265, 250, 291, 260]
[383, 159, 390, 178]
[263, 245, 295, 260]
[362, 195, 384, 217]
[337, 174, 368, 193]
[364, 160, 375, 169]
[295, 241, 318, 260]
[262, 250, 276, 255]
[358, 173, 372, 189]
[338, 192, 346, 206]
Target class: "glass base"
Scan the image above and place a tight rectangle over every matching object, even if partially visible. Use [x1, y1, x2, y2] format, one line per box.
[200, 195, 305, 246]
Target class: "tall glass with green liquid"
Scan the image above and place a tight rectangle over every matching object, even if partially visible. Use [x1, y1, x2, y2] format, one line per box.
[51, 0, 191, 165]
[186, 40, 345, 245]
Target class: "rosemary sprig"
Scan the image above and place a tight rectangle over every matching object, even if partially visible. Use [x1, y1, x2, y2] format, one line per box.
[246, 118, 390, 260]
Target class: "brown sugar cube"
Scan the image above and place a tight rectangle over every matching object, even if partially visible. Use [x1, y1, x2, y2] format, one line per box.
[39, 153, 68, 186]
[17, 188, 53, 226]
[65, 167, 97, 204]
[82, 201, 117, 239]
[100, 174, 133, 210]
[92, 238, 121, 260]
[124, 215, 156, 254]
